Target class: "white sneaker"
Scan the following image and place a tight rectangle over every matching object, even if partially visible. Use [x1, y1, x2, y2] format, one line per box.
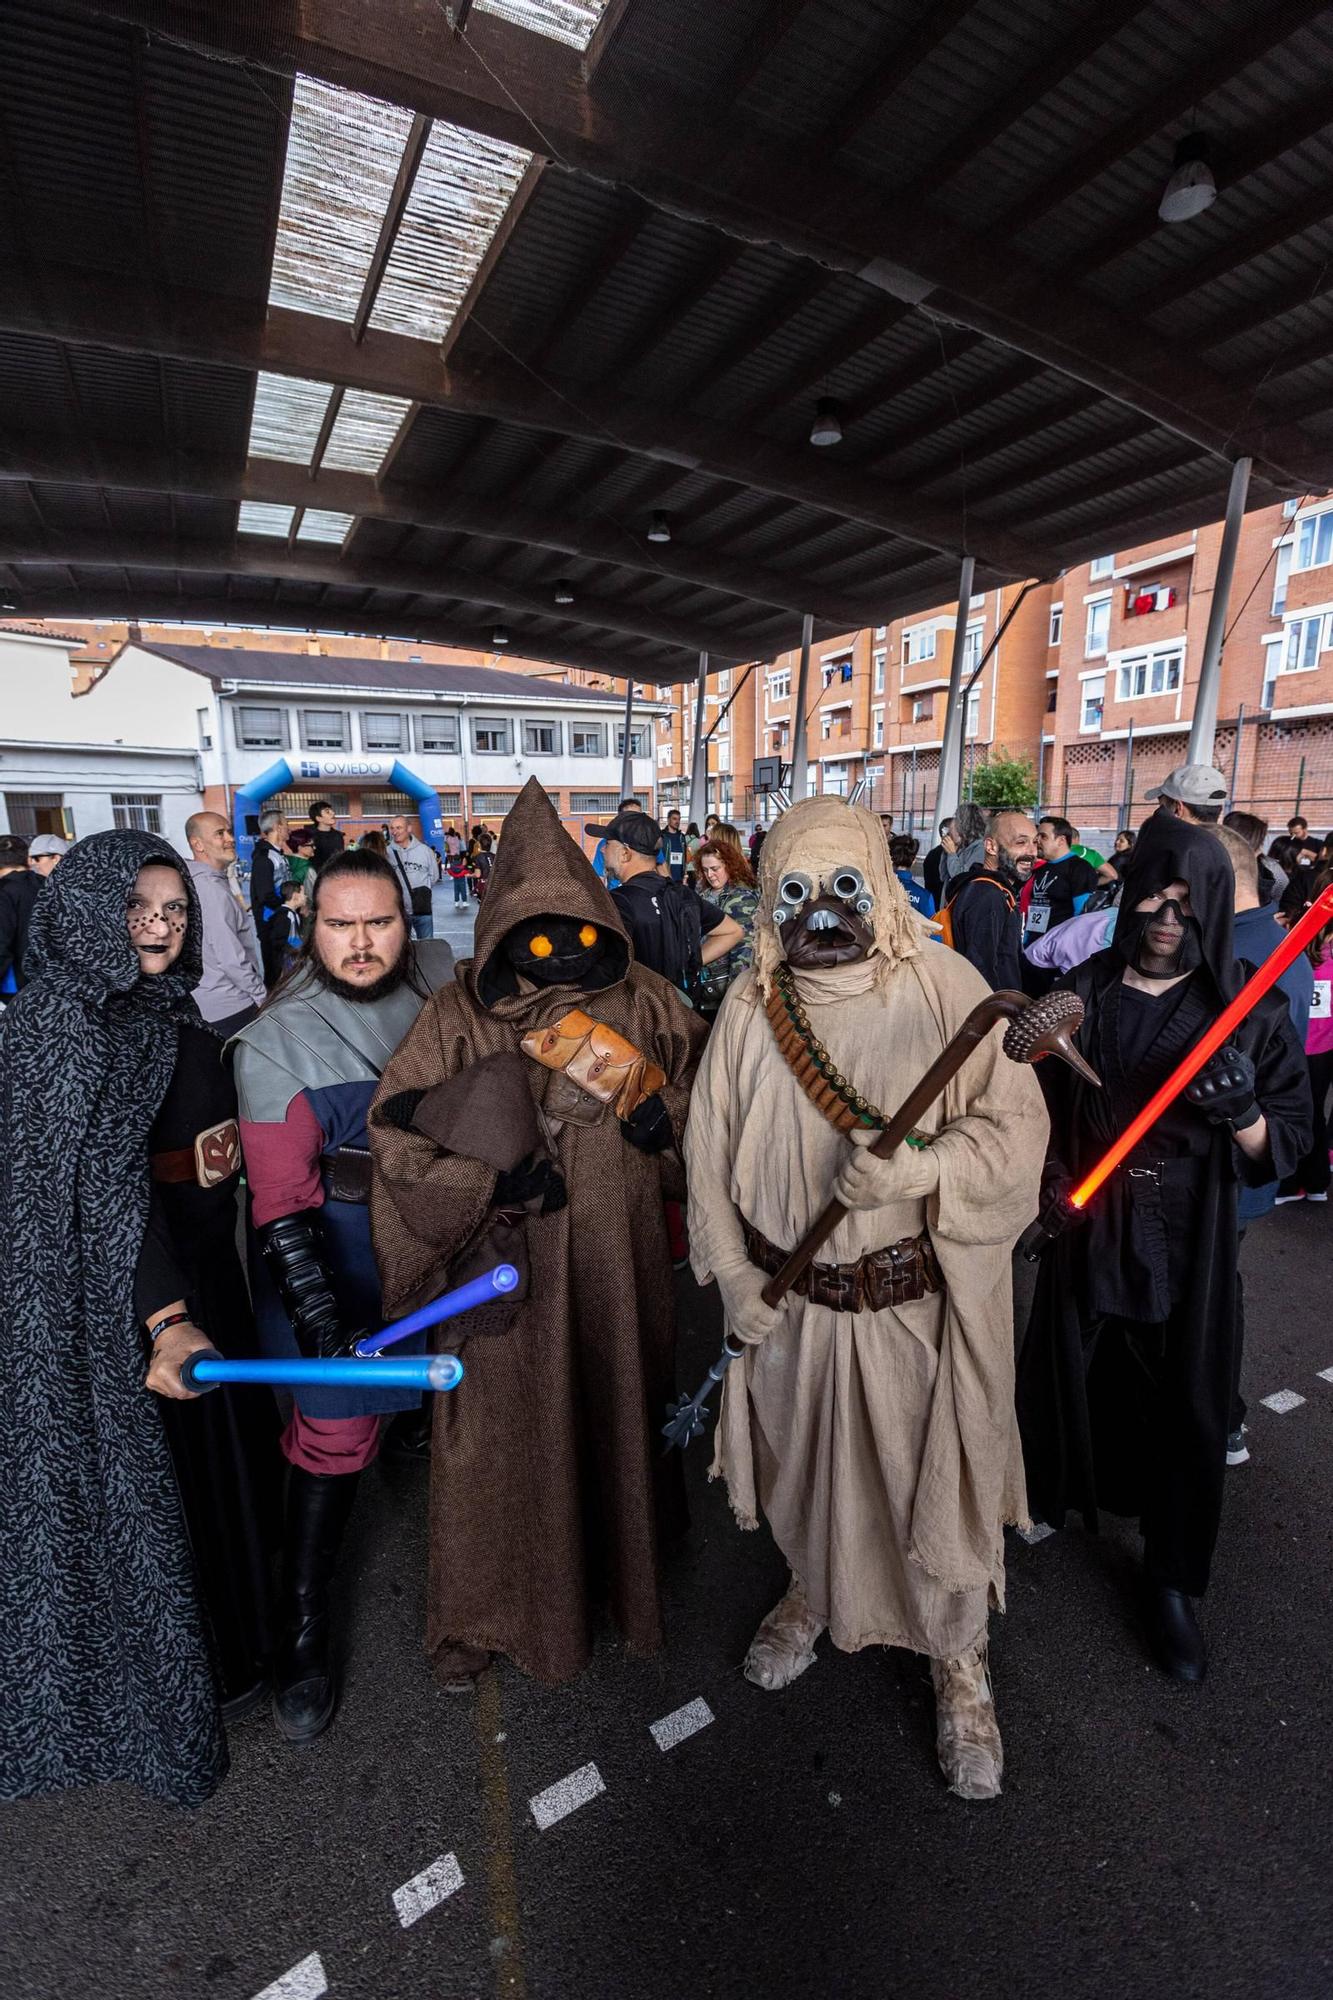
[1274, 1192, 1305, 1205]
[1307, 1191, 1329, 1203]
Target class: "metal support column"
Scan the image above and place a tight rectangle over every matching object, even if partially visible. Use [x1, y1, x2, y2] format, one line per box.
[1188, 456, 1252, 769]
[934, 555, 976, 824]
[1121, 718, 1135, 832]
[789, 613, 814, 803]
[688, 651, 709, 828]
[1229, 701, 1246, 807]
[618, 678, 636, 803]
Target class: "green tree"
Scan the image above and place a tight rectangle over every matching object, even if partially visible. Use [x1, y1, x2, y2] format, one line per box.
[966, 750, 1039, 811]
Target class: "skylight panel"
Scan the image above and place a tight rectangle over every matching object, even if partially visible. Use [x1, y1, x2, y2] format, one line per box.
[270, 77, 417, 323]
[320, 388, 413, 473]
[238, 502, 296, 537]
[369, 121, 532, 343]
[248, 373, 333, 463]
[474, 0, 608, 50]
[297, 510, 356, 544]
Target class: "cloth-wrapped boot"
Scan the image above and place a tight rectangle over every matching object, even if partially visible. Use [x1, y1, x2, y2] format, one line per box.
[272, 1467, 360, 1744]
[743, 1576, 825, 1691]
[931, 1640, 1003, 1800]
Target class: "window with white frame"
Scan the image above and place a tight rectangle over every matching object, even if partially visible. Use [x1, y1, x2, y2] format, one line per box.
[196, 706, 214, 751]
[1283, 497, 1302, 518]
[1285, 613, 1330, 672]
[235, 703, 286, 750]
[874, 625, 887, 640]
[616, 725, 650, 757]
[768, 668, 791, 702]
[821, 656, 854, 688]
[902, 624, 937, 667]
[715, 669, 731, 693]
[112, 793, 163, 833]
[472, 716, 511, 754]
[657, 742, 672, 768]
[1294, 511, 1333, 572]
[570, 722, 606, 756]
[1081, 675, 1105, 731]
[301, 708, 348, 751]
[1262, 638, 1283, 710]
[1115, 648, 1183, 701]
[871, 705, 884, 747]
[361, 710, 404, 752]
[522, 719, 560, 756]
[1085, 598, 1111, 657]
[1049, 605, 1063, 647]
[1089, 554, 1114, 580]
[965, 686, 982, 737]
[963, 624, 983, 674]
[417, 711, 460, 753]
[1272, 540, 1293, 616]
[911, 696, 933, 725]
[872, 648, 886, 693]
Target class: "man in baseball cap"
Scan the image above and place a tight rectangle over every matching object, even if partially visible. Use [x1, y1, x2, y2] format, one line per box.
[586, 807, 741, 990]
[1145, 763, 1228, 824]
[26, 833, 70, 877]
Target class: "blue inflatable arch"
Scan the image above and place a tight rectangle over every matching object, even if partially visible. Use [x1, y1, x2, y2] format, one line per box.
[233, 757, 446, 875]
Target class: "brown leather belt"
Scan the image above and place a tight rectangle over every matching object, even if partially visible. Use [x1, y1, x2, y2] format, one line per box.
[743, 1214, 943, 1314]
[150, 1119, 241, 1188]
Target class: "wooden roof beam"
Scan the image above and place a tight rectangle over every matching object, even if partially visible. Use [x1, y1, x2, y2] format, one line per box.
[63, 0, 1332, 489]
[0, 437, 897, 627]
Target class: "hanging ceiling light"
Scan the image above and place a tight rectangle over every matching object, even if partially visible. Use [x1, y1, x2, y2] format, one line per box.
[647, 511, 671, 543]
[554, 579, 575, 605]
[492, 624, 510, 646]
[810, 398, 843, 448]
[1158, 133, 1217, 224]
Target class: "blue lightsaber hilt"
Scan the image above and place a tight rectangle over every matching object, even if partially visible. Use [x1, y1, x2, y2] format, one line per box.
[352, 1263, 519, 1358]
[179, 1352, 464, 1395]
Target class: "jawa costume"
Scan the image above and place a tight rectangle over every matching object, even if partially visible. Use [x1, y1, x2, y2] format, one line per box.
[683, 798, 1048, 1799]
[369, 780, 706, 1687]
[1017, 813, 1310, 1680]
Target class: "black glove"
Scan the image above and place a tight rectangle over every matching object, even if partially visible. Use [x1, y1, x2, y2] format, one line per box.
[257, 1210, 362, 1358]
[619, 1093, 674, 1155]
[493, 1153, 568, 1215]
[1185, 1044, 1259, 1131]
[1018, 1173, 1087, 1262]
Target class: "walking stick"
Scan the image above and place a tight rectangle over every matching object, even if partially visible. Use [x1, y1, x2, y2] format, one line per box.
[760, 986, 1099, 1307]
[664, 988, 1100, 1450]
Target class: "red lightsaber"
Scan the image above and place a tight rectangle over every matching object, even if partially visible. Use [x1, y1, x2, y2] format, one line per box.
[1069, 880, 1333, 1210]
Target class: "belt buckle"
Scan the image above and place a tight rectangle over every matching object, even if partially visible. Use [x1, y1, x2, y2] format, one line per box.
[194, 1118, 240, 1188]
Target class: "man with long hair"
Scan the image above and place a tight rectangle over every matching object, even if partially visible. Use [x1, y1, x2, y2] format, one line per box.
[230, 851, 454, 1744]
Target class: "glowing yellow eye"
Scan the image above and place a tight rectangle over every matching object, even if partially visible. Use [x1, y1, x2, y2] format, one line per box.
[579, 925, 597, 948]
[530, 934, 554, 958]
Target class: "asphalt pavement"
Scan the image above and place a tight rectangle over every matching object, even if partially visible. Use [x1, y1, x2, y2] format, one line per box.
[4, 900, 1332, 2000]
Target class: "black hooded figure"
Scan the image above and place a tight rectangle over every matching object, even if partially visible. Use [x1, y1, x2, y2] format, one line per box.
[0, 830, 275, 1806]
[1016, 812, 1310, 1681]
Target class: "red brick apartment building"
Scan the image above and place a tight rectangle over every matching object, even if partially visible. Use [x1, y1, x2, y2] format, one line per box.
[657, 496, 1333, 845]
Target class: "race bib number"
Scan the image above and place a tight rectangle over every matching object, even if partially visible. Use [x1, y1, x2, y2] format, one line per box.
[1311, 980, 1332, 1020]
[1025, 904, 1052, 937]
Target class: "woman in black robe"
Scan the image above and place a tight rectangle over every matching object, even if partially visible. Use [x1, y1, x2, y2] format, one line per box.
[0, 830, 276, 1806]
[1017, 814, 1311, 1681]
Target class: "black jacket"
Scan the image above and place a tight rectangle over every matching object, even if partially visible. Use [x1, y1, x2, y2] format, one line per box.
[0, 868, 41, 992]
[948, 864, 1022, 992]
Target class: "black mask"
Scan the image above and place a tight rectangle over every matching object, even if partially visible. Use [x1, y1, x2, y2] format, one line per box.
[501, 914, 616, 989]
[1115, 896, 1204, 979]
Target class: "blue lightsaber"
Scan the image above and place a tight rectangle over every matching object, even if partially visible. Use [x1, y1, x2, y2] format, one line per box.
[179, 1352, 464, 1395]
[352, 1264, 519, 1358]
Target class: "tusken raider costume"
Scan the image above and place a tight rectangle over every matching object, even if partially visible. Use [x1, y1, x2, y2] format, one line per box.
[369, 779, 706, 1689]
[1017, 812, 1310, 1681]
[683, 796, 1048, 1800]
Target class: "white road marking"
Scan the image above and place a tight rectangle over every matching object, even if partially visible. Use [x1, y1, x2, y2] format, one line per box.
[392, 1852, 465, 1928]
[1018, 1522, 1054, 1544]
[1261, 1389, 1306, 1414]
[1318, 1367, 1333, 1384]
[649, 1697, 714, 1751]
[252, 1953, 327, 2000]
[529, 1762, 606, 1829]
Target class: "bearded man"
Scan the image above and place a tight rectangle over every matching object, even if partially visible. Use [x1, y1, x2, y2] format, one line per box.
[1017, 813, 1310, 1683]
[231, 849, 453, 1742]
[368, 780, 705, 1690]
[683, 797, 1048, 1800]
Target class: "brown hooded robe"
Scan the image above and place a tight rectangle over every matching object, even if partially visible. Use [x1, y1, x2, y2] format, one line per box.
[370, 780, 706, 1685]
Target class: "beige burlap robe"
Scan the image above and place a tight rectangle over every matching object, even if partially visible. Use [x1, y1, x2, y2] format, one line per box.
[685, 946, 1047, 1659]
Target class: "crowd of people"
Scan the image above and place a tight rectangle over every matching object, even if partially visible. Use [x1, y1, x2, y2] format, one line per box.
[0, 769, 1328, 1815]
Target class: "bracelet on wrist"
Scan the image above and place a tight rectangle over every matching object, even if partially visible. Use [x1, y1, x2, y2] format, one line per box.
[148, 1311, 193, 1343]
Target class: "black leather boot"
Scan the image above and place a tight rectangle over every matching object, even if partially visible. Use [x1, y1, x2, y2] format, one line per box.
[382, 1404, 433, 1464]
[272, 1467, 360, 1744]
[1143, 1582, 1208, 1683]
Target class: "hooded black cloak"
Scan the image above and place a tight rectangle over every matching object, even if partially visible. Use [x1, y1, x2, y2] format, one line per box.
[1017, 814, 1310, 1593]
[0, 830, 227, 1805]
